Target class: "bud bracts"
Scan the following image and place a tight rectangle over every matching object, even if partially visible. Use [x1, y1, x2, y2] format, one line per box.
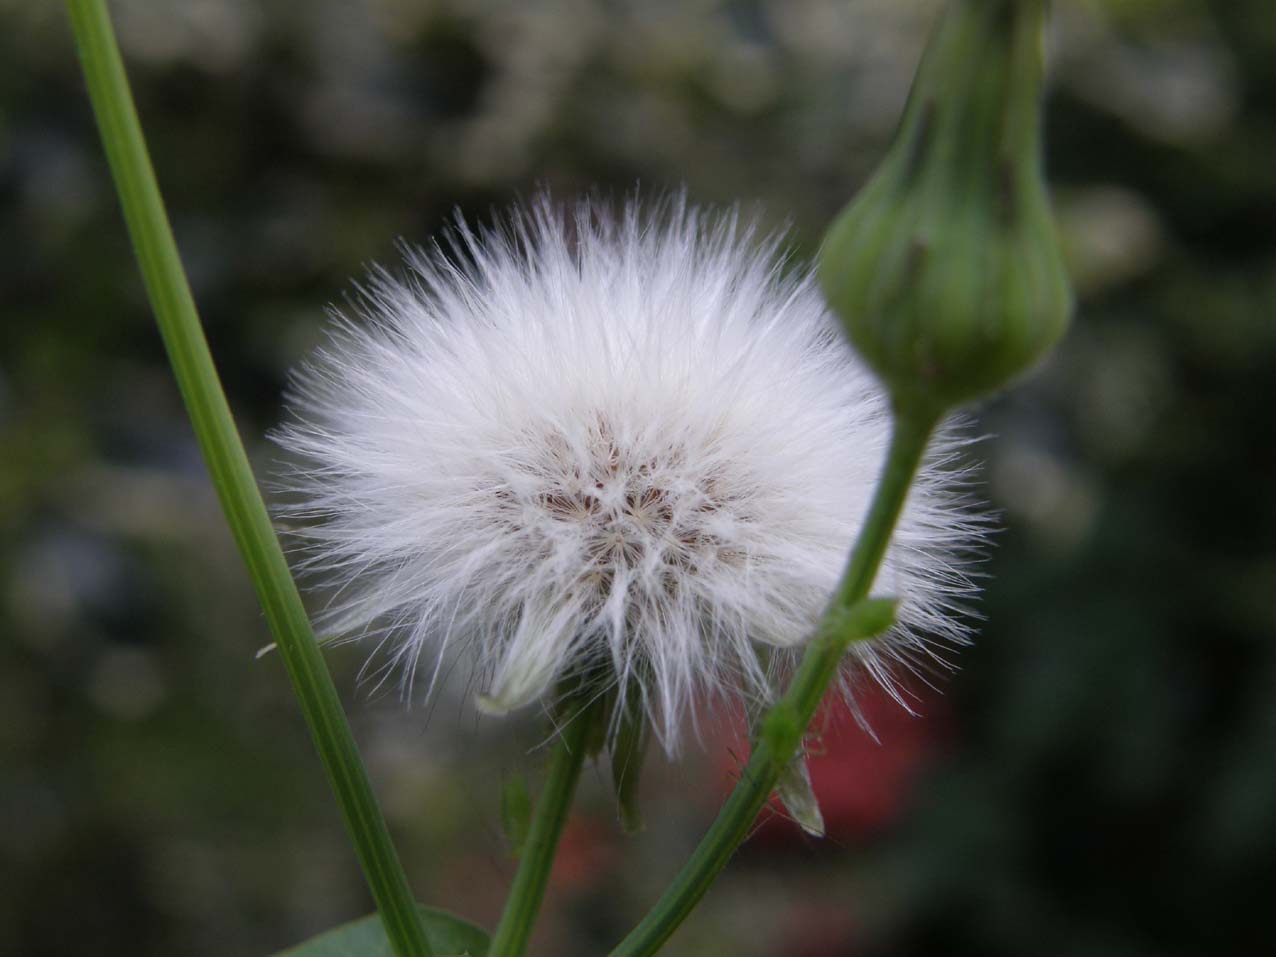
[820, 0, 1072, 412]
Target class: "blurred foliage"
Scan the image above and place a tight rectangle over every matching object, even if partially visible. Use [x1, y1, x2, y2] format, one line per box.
[1, 1, 1273, 955]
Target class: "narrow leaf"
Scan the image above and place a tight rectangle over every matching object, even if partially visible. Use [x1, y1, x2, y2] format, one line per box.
[610, 690, 649, 835]
[775, 754, 825, 838]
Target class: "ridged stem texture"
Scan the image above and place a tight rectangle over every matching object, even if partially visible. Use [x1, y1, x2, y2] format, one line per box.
[63, 3, 432, 955]
[610, 407, 938, 957]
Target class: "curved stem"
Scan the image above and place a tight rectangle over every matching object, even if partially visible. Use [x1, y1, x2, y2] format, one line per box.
[63, 3, 432, 955]
[609, 407, 939, 957]
[490, 699, 603, 957]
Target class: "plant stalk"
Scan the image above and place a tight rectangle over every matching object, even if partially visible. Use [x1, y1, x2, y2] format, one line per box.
[609, 407, 938, 957]
[489, 700, 603, 957]
[63, 3, 432, 954]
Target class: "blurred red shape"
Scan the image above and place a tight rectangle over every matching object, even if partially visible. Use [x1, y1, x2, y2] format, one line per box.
[550, 814, 617, 891]
[713, 682, 948, 844]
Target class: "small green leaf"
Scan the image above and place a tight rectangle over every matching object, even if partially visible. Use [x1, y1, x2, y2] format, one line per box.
[775, 754, 825, 838]
[274, 906, 489, 957]
[500, 773, 532, 859]
[827, 596, 898, 645]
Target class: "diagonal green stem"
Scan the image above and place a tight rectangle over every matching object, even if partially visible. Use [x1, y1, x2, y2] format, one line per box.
[610, 407, 939, 957]
[489, 700, 603, 957]
[63, 3, 432, 955]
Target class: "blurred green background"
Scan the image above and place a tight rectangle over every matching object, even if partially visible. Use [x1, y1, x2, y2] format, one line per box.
[3, 1, 1274, 954]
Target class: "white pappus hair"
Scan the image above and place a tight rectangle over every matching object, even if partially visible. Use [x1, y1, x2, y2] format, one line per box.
[273, 194, 984, 753]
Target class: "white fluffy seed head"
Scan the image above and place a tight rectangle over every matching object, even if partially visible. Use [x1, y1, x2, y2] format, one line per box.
[274, 195, 984, 754]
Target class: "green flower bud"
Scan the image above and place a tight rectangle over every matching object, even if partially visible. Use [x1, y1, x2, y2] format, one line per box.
[819, 0, 1073, 414]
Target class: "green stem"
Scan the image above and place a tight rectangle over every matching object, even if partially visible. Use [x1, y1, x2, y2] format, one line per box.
[63, 3, 432, 955]
[490, 700, 602, 957]
[610, 407, 939, 957]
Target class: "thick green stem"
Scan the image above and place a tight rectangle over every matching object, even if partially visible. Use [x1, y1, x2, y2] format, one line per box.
[610, 407, 938, 957]
[490, 701, 603, 957]
[63, 3, 432, 955]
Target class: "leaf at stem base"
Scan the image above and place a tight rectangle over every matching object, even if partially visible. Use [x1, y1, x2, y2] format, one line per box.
[273, 905, 490, 957]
